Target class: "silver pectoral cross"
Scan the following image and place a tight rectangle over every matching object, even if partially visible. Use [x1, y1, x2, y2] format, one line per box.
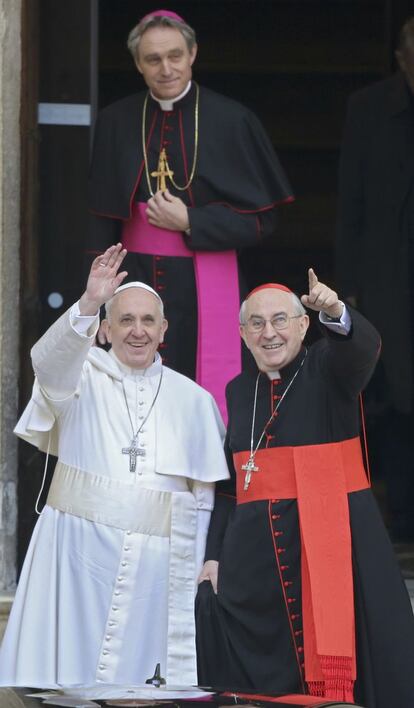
[122, 437, 146, 473]
[242, 456, 259, 490]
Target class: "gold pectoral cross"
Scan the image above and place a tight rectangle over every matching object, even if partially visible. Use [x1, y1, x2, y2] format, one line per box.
[242, 456, 259, 491]
[151, 148, 174, 191]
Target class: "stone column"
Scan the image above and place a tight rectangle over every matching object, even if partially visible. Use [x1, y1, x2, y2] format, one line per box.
[0, 0, 23, 635]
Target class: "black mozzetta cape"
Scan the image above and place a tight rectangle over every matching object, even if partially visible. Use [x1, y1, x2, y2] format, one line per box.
[89, 83, 293, 224]
[88, 83, 293, 379]
[195, 309, 414, 708]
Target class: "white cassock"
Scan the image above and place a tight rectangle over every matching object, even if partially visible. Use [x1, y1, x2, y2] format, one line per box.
[0, 305, 229, 688]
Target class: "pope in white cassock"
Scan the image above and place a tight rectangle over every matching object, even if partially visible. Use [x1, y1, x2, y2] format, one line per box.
[0, 243, 229, 688]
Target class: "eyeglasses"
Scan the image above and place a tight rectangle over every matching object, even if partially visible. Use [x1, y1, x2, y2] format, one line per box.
[243, 314, 303, 333]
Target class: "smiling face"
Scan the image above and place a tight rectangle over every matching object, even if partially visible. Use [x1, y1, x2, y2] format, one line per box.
[136, 26, 197, 100]
[102, 289, 168, 370]
[240, 289, 309, 373]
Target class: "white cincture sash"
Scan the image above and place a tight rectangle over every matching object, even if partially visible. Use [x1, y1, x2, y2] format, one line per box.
[47, 462, 174, 536]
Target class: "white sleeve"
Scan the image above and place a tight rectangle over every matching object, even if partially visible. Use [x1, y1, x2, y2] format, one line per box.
[319, 304, 351, 336]
[70, 301, 100, 336]
[191, 481, 215, 583]
[31, 304, 99, 398]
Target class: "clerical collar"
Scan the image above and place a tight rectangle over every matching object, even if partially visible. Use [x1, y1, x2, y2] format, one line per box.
[150, 80, 192, 111]
[258, 346, 307, 383]
[267, 370, 281, 380]
[109, 349, 163, 378]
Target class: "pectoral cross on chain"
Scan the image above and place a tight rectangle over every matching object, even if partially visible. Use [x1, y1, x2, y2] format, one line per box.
[122, 437, 146, 473]
[151, 148, 174, 191]
[242, 456, 259, 491]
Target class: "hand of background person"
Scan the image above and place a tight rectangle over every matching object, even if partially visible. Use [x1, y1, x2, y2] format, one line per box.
[146, 189, 190, 232]
[301, 267, 344, 319]
[198, 560, 219, 594]
[79, 243, 128, 316]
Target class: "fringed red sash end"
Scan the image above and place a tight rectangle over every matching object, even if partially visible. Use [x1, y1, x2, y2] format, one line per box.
[325, 681, 355, 703]
[308, 655, 355, 703]
[307, 681, 325, 697]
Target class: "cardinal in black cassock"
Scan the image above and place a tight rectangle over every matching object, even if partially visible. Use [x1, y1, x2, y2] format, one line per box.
[196, 269, 414, 708]
[88, 9, 293, 419]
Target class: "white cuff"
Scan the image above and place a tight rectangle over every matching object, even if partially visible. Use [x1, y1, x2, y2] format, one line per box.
[70, 301, 100, 336]
[319, 303, 351, 335]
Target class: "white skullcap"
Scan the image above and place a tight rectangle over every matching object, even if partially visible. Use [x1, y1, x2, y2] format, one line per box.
[114, 281, 162, 303]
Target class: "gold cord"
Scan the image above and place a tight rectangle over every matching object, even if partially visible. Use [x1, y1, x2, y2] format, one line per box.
[142, 82, 199, 196]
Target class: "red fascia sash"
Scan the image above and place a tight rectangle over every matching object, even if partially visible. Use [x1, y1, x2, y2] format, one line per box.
[122, 202, 241, 421]
[222, 693, 330, 706]
[233, 437, 370, 703]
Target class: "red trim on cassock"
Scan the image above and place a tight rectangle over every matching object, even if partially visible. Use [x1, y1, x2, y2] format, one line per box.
[222, 692, 328, 706]
[255, 214, 261, 239]
[268, 501, 306, 693]
[204, 195, 295, 214]
[89, 208, 127, 221]
[89, 195, 295, 221]
[234, 437, 369, 703]
[359, 393, 371, 484]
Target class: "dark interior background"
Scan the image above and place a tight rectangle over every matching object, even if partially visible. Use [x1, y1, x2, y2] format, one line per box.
[17, 0, 413, 570]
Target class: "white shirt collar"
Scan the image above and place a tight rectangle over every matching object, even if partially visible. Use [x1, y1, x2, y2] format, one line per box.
[109, 350, 163, 379]
[150, 80, 192, 111]
[267, 370, 281, 380]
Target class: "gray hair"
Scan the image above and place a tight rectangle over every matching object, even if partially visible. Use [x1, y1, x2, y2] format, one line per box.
[239, 291, 306, 325]
[397, 17, 414, 52]
[105, 291, 165, 322]
[127, 15, 197, 62]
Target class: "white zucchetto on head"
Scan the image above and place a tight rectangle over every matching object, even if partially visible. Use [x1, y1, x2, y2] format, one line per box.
[114, 281, 163, 304]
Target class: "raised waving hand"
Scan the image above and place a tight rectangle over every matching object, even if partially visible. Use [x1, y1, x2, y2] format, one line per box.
[79, 243, 128, 316]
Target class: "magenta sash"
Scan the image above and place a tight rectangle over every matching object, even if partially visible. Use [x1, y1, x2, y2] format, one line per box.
[122, 202, 241, 421]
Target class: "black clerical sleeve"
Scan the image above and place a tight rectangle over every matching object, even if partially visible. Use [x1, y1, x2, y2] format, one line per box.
[88, 86, 294, 229]
[186, 204, 278, 251]
[88, 212, 123, 255]
[319, 306, 381, 397]
[204, 426, 237, 561]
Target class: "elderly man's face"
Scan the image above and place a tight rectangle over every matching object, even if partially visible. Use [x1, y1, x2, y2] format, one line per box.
[240, 289, 309, 373]
[136, 26, 197, 100]
[396, 43, 414, 94]
[103, 289, 168, 370]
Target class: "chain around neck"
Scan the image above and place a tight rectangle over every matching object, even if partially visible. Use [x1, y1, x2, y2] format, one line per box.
[122, 368, 163, 441]
[249, 350, 308, 460]
[142, 82, 200, 196]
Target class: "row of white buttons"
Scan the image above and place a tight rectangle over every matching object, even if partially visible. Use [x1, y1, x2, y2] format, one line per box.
[96, 531, 136, 679]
